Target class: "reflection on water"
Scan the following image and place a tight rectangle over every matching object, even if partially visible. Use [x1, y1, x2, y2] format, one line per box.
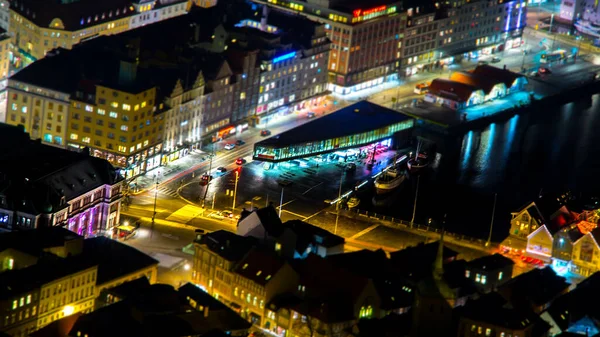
[359, 93, 600, 240]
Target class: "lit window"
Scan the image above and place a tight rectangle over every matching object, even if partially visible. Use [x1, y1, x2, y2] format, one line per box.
[19, 297, 24, 307]
[475, 273, 481, 282]
[141, 101, 147, 108]
[111, 102, 118, 108]
[275, 243, 281, 252]
[486, 328, 491, 336]
[120, 125, 128, 131]
[465, 270, 470, 278]
[234, 287, 238, 296]
[109, 112, 118, 118]
[118, 145, 126, 153]
[481, 275, 487, 284]
[12, 300, 17, 310]
[26, 295, 31, 304]
[122, 104, 131, 111]
[134, 104, 139, 111]
[11, 103, 16, 110]
[82, 137, 90, 144]
[498, 272, 503, 280]
[85, 105, 93, 112]
[143, 140, 148, 146]
[240, 92, 246, 100]
[97, 109, 106, 115]
[21, 106, 27, 113]
[70, 133, 78, 140]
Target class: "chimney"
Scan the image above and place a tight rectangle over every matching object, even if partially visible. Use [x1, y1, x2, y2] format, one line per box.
[260, 5, 269, 32]
[118, 60, 138, 86]
[203, 306, 210, 318]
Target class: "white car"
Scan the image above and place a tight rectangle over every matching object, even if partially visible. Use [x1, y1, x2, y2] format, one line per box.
[224, 143, 235, 150]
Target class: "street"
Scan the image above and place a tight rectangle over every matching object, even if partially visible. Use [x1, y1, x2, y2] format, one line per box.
[119, 14, 595, 285]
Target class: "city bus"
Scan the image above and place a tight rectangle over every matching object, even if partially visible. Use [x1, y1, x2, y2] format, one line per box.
[540, 50, 566, 63]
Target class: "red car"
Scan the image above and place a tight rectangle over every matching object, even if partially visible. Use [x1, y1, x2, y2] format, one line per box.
[199, 174, 212, 186]
[538, 67, 552, 75]
[236, 157, 246, 165]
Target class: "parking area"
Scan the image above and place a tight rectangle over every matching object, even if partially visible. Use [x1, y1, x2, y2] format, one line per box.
[179, 141, 405, 220]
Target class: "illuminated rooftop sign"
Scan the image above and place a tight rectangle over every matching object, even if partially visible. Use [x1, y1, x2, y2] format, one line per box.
[272, 51, 296, 63]
[353, 5, 387, 17]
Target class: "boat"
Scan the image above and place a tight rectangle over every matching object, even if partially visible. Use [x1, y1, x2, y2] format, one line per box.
[374, 168, 406, 194]
[347, 197, 360, 208]
[407, 141, 430, 173]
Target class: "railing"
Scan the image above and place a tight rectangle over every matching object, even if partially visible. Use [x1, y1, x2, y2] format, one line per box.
[350, 208, 494, 248]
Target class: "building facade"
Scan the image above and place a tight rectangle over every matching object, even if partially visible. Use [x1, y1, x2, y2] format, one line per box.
[255, 0, 405, 95]
[401, 11, 439, 77]
[436, 0, 528, 62]
[8, 0, 189, 69]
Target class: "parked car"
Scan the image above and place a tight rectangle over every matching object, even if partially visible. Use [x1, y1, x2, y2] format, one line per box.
[235, 157, 246, 165]
[224, 143, 235, 150]
[216, 167, 227, 174]
[235, 140, 245, 146]
[260, 130, 271, 136]
[491, 56, 501, 63]
[222, 210, 234, 219]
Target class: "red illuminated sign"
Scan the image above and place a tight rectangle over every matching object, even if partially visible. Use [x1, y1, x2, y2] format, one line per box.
[353, 5, 387, 17]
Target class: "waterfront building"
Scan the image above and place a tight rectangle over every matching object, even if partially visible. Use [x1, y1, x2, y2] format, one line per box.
[0, 124, 123, 235]
[436, 0, 528, 62]
[570, 228, 600, 277]
[400, 10, 440, 77]
[7, 0, 189, 69]
[253, 0, 406, 95]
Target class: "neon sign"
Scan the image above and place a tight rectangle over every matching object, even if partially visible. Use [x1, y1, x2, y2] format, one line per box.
[272, 52, 296, 63]
[353, 5, 387, 17]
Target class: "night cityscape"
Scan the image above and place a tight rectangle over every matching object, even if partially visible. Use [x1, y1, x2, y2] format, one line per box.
[2, 0, 600, 336]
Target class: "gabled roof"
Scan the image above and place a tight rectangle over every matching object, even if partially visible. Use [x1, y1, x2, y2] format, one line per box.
[428, 78, 481, 102]
[234, 248, 287, 285]
[472, 65, 525, 88]
[459, 292, 542, 330]
[284, 219, 345, 251]
[255, 205, 284, 237]
[198, 230, 257, 262]
[467, 253, 515, 271]
[498, 267, 569, 310]
[512, 202, 545, 226]
[450, 71, 505, 94]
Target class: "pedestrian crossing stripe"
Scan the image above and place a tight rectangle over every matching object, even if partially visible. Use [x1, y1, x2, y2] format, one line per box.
[156, 186, 178, 197]
[166, 205, 205, 224]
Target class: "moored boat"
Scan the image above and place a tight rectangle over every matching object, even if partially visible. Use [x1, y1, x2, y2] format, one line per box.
[374, 168, 406, 194]
[347, 197, 360, 208]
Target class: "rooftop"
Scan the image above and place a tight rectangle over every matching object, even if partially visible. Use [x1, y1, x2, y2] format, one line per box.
[197, 230, 257, 262]
[234, 248, 287, 285]
[0, 227, 81, 257]
[256, 100, 413, 148]
[82, 237, 158, 285]
[284, 220, 345, 249]
[467, 253, 515, 271]
[498, 266, 569, 310]
[460, 292, 544, 330]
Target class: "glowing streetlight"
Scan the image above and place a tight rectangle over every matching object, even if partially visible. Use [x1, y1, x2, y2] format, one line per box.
[63, 305, 75, 316]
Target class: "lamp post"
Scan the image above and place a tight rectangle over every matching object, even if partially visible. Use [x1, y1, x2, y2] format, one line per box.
[277, 180, 292, 218]
[201, 143, 215, 208]
[232, 169, 240, 211]
[151, 178, 158, 239]
[410, 175, 420, 228]
[334, 170, 344, 235]
[486, 193, 498, 247]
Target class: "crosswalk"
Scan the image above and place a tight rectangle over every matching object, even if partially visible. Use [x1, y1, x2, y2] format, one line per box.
[155, 186, 179, 198]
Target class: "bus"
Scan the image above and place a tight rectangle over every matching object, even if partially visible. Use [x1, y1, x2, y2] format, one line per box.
[541, 50, 566, 63]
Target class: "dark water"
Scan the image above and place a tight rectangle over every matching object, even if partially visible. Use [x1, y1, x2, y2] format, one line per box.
[356, 93, 600, 241]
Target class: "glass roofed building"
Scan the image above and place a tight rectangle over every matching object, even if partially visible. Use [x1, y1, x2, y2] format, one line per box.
[253, 100, 414, 162]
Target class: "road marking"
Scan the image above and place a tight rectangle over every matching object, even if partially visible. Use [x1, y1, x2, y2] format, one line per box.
[349, 224, 380, 239]
[282, 210, 308, 219]
[302, 182, 323, 195]
[166, 205, 205, 223]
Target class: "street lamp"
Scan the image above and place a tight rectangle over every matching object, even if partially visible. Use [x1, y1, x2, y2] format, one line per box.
[151, 178, 158, 239]
[232, 169, 240, 211]
[277, 180, 292, 218]
[410, 175, 420, 228]
[486, 193, 498, 247]
[334, 170, 344, 235]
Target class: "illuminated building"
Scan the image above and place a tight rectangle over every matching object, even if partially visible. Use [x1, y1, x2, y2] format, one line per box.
[253, 101, 414, 163]
[190, 0, 218, 8]
[254, 0, 406, 95]
[8, 0, 189, 69]
[0, 124, 123, 235]
[0, 0, 8, 31]
[436, 0, 527, 61]
[401, 11, 440, 77]
[0, 228, 159, 336]
[5, 44, 166, 178]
